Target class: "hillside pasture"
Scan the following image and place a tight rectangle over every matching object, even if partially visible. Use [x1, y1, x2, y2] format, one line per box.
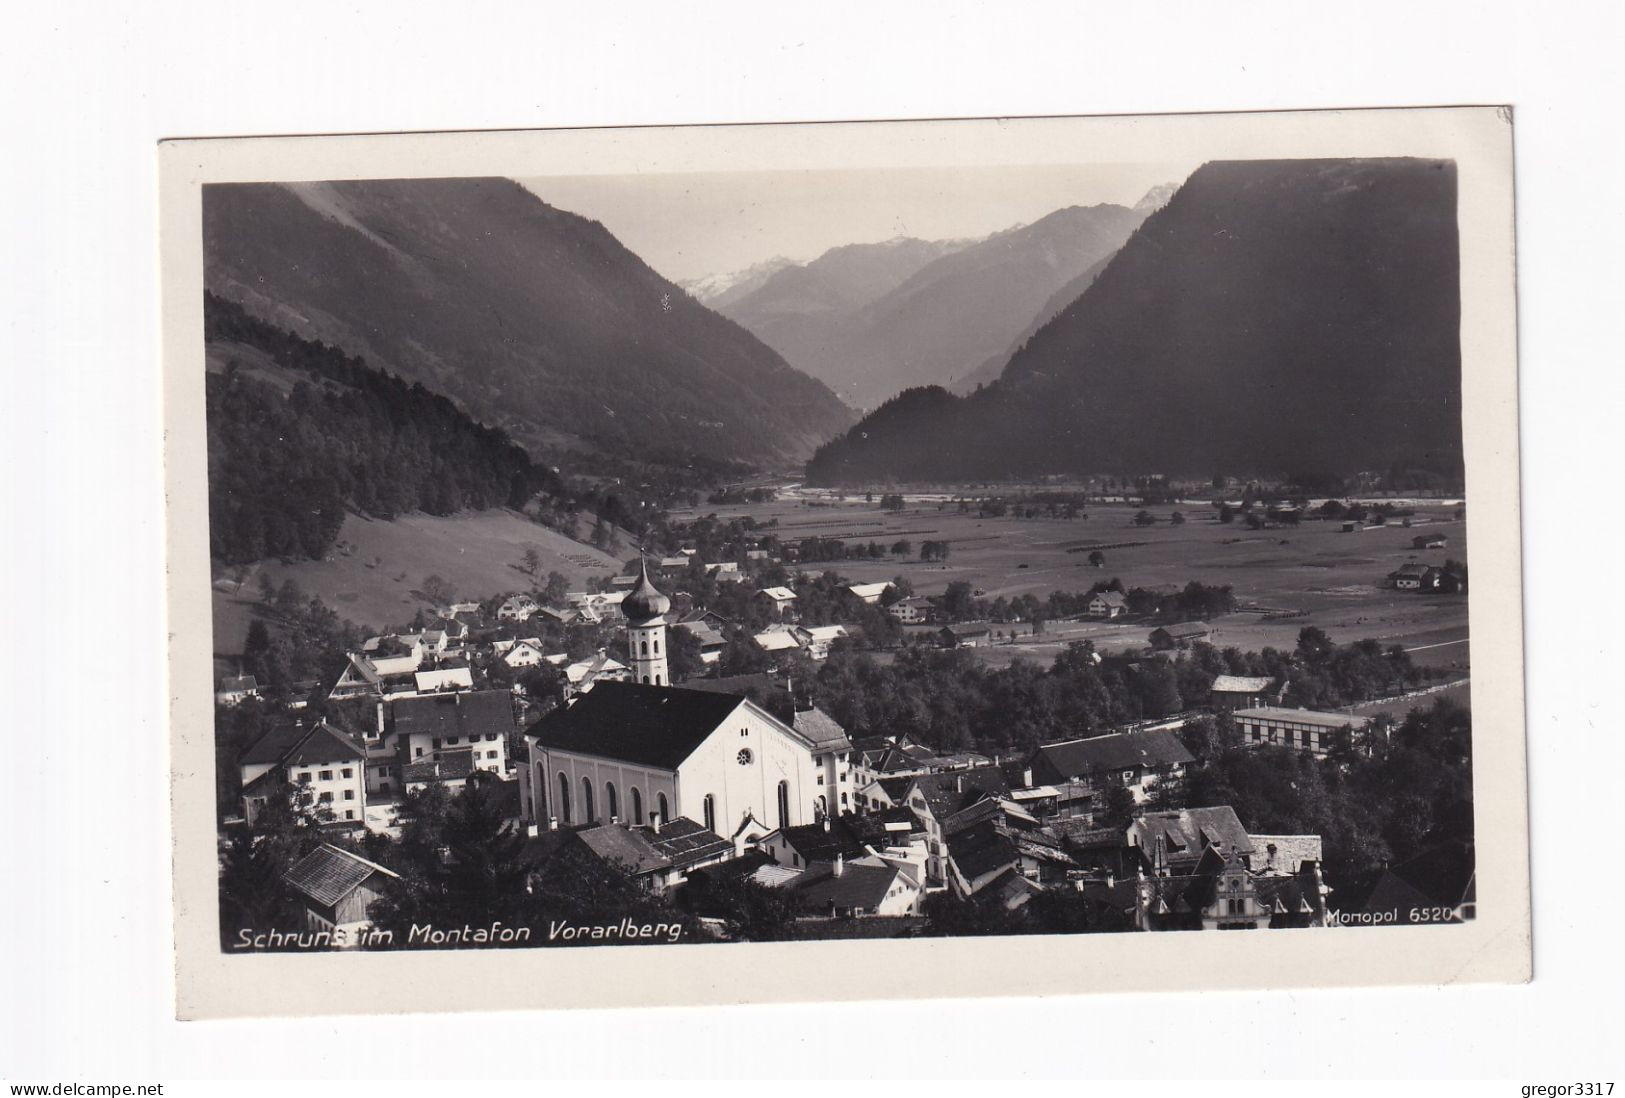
[211, 508, 622, 657]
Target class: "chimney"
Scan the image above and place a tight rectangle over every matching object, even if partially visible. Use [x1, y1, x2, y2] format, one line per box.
[651, 813, 662, 834]
[833, 853, 844, 877]
[1153, 832, 1167, 874]
[611, 815, 620, 826]
[547, 816, 558, 831]
[526, 822, 540, 838]
[823, 817, 831, 833]
[955, 774, 964, 794]
[1265, 842, 1279, 873]
[1021, 765, 1033, 788]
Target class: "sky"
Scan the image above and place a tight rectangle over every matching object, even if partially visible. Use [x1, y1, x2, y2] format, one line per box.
[521, 161, 1197, 284]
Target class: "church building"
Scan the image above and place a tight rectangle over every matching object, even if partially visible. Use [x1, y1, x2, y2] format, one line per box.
[518, 561, 852, 842]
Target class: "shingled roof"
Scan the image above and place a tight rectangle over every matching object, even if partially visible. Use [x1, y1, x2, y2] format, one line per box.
[1029, 728, 1194, 783]
[241, 720, 367, 769]
[907, 766, 1012, 821]
[791, 706, 851, 752]
[282, 843, 397, 908]
[1130, 806, 1253, 870]
[531, 681, 750, 769]
[641, 816, 735, 870]
[391, 689, 515, 740]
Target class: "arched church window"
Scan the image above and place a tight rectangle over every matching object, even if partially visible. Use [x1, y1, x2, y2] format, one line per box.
[641, 640, 649, 656]
[606, 781, 619, 822]
[703, 794, 716, 833]
[653, 639, 660, 654]
[557, 772, 571, 824]
[582, 776, 596, 823]
[630, 786, 643, 825]
[777, 780, 790, 830]
[654, 673, 663, 686]
[656, 792, 669, 825]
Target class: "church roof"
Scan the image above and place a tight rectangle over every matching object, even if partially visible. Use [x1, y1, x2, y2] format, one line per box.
[622, 559, 672, 623]
[532, 681, 747, 770]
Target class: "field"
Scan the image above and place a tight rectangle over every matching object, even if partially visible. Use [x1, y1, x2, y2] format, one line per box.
[211, 509, 623, 659]
[677, 490, 1470, 666]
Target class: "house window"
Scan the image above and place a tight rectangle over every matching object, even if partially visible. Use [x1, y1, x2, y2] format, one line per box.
[319, 792, 333, 803]
[432, 738, 441, 748]
[448, 737, 459, 746]
[487, 750, 498, 760]
[344, 790, 355, 800]
[320, 770, 333, 781]
[297, 772, 311, 784]
[816, 773, 825, 785]
[344, 810, 354, 820]
[341, 768, 353, 779]
[415, 747, 424, 758]
[486, 733, 497, 741]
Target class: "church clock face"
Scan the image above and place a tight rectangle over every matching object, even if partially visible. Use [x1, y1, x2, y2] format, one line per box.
[736, 748, 753, 766]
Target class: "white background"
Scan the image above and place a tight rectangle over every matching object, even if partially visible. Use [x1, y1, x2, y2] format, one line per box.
[3, 0, 1621, 1081]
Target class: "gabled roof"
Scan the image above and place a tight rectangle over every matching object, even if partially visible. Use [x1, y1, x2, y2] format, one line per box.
[392, 690, 515, 740]
[1249, 834, 1324, 874]
[401, 748, 477, 784]
[1233, 706, 1370, 730]
[641, 817, 734, 870]
[791, 706, 851, 752]
[1130, 806, 1253, 868]
[1151, 621, 1211, 637]
[847, 582, 891, 598]
[1211, 675, 1274, 693]
[533, 682, 750, 770]
[772, 818, 868, 862]
[282, 843, 398, 907]
[794, 859, 904, 911]
[907, 767, 1012, 821]
[576, 823, 673, 877]
[1030, 728, 1194, 780]
[1091, 590, 1127, 607]
[947, 821, 1021, 884]
[241, 720, 368, 769]
[218, 675, 258, 692]
[940, 622, 992, 636]
[759, 586, 797, 601]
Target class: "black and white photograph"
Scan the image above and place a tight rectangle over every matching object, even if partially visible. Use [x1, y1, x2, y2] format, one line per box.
[157, 107, 1528, 1018]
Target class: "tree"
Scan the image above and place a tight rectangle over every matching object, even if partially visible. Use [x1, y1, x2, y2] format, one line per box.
[1099, 785, 1137, 831]
[540, 570, 570, 607]
[520, 548, 542, 576]
[666, 623, 707, 682]
[1088, 550, 1105, 568]
[1218, 504, 1235, 524]
[1170, 511, 1185, 526]
[880, 493, 906, 512]
[421, 574, 454, 607]
[890, 539, 912, 557]
[1133, 510, 1157, 526]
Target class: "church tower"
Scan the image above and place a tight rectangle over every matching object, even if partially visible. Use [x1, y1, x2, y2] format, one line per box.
[622, 558, 672, 686]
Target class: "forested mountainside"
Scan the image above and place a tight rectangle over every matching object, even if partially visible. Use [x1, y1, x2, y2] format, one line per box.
[203, 178, 854, 470]
[807, 159, 1462, 484]
[205, 294, 565, 565]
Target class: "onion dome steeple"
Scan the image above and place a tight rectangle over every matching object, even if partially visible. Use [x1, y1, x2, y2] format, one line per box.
[622, 556, 671, 625]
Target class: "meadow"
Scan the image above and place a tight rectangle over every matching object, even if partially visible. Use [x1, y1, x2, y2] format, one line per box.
[679, 491, 1470, 667]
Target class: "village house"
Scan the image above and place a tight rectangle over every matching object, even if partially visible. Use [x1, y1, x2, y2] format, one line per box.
[239, 719, 369, 828]
[1148, 621, 1212, 650]
[1233, 706, 1371, 756]
[1027, 728, 1194, 814]
[793, 854, 923, 918]
[886, 596, 933, 624]
[758, 816, 869, 871]
[757, 586, 798, 619]
[562, 650, 630, 697]
[938, 622, 993, 649]
[899, 766, 1014, 885]
[1209, 674, 1279, 709]
[673, 619, 727, 665]
[803, 624, 850, 661]
[216, 674, 260, 707]
[753, 623, 812, 660]
[704, 561, 741, 579]
[1389, 562, 1442, 591]
[390, 689, 515, 777]
[328, 650, 423, 701]
[413, 666, 474, 695]
[497, 594, 540, 622]
[1088, 590, 1128, 619]
[1412, 534, 1449, 550]
[846, 581, 892, 605]
[401, 748, 479, 795]
[500, 639, 553, 669]
[281, 843, 399, 941]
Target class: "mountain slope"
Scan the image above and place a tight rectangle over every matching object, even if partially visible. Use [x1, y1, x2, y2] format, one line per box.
[203, 178, 854, 469]
[718, 206, 1144, 410]
[806, 158, 1462, 484]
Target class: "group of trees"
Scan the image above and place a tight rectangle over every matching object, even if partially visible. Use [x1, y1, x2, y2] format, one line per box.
[1179, 699, 1473, 904]
[205, 293, 566, 564]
